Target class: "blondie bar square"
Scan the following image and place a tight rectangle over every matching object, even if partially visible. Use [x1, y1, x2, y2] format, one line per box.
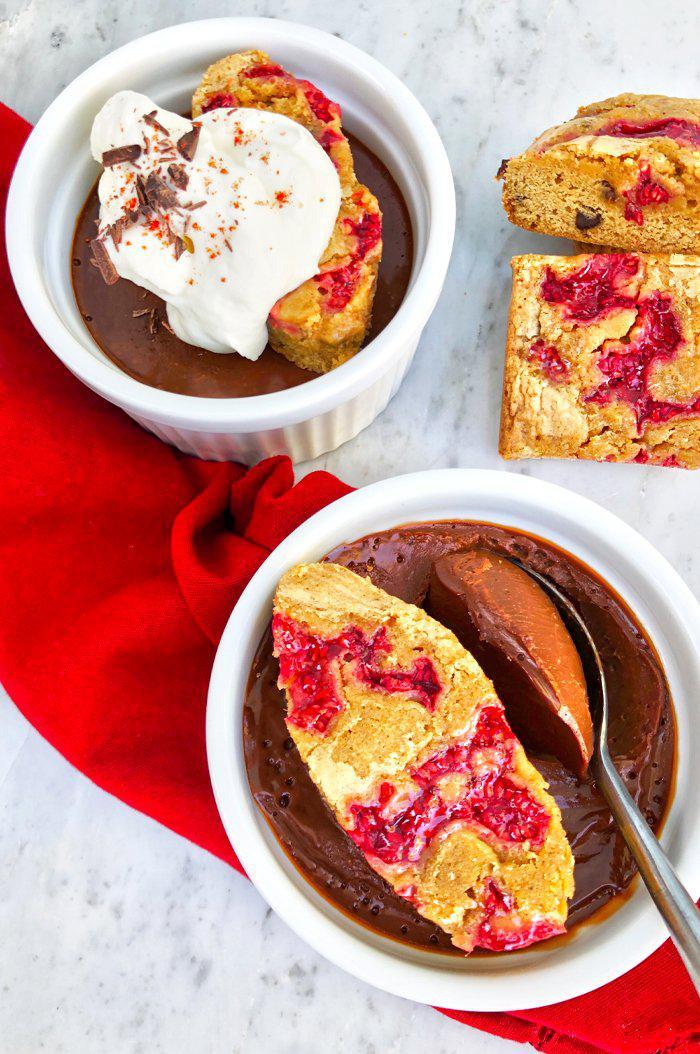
[499, 253, 700, 468]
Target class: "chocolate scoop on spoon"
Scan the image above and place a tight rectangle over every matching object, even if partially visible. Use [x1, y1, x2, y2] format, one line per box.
[428, 549, 593, 777]
[429, 549, 700, 992]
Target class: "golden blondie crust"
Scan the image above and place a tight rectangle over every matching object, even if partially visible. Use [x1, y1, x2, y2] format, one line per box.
[499, 253, 700, 468]
[272, 562, 574, 954]
[192, 51, 382, 372]
[498, 94, 700, 253]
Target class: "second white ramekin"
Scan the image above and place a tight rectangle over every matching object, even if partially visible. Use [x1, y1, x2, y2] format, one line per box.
[6, 18, 455, 463]
[207, 469, 700, 1011]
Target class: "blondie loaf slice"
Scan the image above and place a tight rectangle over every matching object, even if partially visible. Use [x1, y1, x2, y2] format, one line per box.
[499, 253, 700, 468]
[192, 51, 382, 372]
[499, 94, 700, 253]
[273, 562, 574, 954]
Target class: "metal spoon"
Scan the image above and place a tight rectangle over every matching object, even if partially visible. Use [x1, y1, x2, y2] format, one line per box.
[515, 562, 700, 993]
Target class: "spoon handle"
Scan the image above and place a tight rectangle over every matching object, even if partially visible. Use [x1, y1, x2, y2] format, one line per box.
[596, 750, 700, 994]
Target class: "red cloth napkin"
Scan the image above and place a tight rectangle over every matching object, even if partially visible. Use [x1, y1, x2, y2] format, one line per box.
[1, 102, 698, 1054]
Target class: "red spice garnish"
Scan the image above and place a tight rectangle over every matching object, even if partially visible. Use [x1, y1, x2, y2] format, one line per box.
[541, 253, 640, 323]
[526, 339, 570, 382]
[599, 116, 700, 150]
[272, 615, 443, 736]
[622, 164, 670, 225]
[585, 291, 699, 432]
[347, 705, 550, 865]
[275, 189, 290, 207]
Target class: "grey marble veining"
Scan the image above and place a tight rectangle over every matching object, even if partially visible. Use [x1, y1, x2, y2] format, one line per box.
[1, 0, 699, 1050]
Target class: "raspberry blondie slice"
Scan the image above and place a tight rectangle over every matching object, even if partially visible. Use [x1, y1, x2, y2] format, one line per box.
[499, 94, 700, 253]
[192, 51, 383, 372]
[499, 253, 700, 468]
[273, 562, 574, 954]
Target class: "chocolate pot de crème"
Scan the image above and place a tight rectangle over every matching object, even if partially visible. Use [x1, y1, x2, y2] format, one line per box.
[73, 51, 412, 400]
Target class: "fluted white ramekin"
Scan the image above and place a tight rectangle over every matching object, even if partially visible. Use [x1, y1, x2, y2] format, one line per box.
[6, 18, 455, 463]
[207, 470, 700, 1011]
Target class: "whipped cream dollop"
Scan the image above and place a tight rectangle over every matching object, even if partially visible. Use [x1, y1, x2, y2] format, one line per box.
[90, 91, 341, 358]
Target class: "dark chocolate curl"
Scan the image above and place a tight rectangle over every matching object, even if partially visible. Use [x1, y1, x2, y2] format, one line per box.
[90, 238, 119, 285]
[177, 126, 200, 162]
[102, 144, 142, 167]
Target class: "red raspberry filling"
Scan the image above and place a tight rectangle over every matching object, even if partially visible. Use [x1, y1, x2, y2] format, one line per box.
[273, 614, 442, 735]
[314, 212, 382, 313]
[475, 881, 564, 952]
[222, 64, 341, 126]
[347, 706, 550, 865]
[527, 339, 570, 382]
[319, 127, 344, 155]
[241, 63, 286, 79]
[599, 116, 700, 150]
[298, 80, 341, 124]
[585, 291, 699, 431]
[314, 263, 362, 312]
[622, 164, 671, 225]
[541, 253, 640, 323]
[201, 93, 238, 113]
[345, 212, 382, 258]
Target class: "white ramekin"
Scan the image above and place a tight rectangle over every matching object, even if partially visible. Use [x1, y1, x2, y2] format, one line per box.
[207, 469, 699, 1012]
[6, 18, 454, 464]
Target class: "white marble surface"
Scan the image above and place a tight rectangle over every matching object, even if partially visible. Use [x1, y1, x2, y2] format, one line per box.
[2, 1, 699, 1050]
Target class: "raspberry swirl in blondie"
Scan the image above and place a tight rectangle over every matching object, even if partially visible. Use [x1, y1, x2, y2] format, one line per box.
[272, 562, 574, 954]
[500, 253, 700, 468]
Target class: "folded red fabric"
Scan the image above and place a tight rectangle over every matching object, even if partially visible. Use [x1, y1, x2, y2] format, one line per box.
[1, 102, 697, 1054]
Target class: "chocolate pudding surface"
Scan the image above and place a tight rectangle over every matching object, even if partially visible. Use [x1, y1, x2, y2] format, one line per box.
[71, 134, 412, 398]
[243, 522, 675, 956]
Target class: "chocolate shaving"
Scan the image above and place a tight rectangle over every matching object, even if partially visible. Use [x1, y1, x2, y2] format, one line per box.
[108, 217, 126, 249]
[135, 175, 149, 208]
[173, 236, 186, 260]
[143, 110, 169, 136]
[177, 126, 200, 162]
[160, 316, 175, 335]
[496, 157, 509, 179]
[144, 171, 179, 210]
[90, 238, 119, 285]
[132, 307, 151, 317]
[184, 200, 206, 211]
[102, 144, 142, 167]
[148, 308, 160, 337]
[167, 163, 189, 190]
